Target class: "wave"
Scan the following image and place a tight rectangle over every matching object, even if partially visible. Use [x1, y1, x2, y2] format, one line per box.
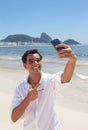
[0, 55, 21, 61]
[0, 55, 88, 67]
[75, 73, 88, 80]
[44, 60, 88, 67]
[76, 62, 88, 66]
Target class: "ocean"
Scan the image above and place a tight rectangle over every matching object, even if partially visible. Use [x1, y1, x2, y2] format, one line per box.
[0, 44, 88, 75]
[0, 44, 88, 106]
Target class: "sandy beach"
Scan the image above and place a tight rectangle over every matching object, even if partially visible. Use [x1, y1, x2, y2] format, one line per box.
[0, 68, 88, 130]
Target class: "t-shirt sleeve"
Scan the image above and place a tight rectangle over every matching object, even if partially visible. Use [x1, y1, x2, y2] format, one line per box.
[10, 86, 22, 112]
[51, 72, 71, 91]
[10, 86, 25, 118]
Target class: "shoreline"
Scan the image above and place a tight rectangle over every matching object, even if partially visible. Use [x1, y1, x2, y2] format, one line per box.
[0, 42, 51, 47]
[0, 67, 88, 130]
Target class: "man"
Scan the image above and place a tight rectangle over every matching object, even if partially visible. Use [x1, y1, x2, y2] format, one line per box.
[10, 43, 77, 130]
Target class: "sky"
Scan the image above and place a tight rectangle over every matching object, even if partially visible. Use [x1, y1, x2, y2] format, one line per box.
[0, 0, 88, 44]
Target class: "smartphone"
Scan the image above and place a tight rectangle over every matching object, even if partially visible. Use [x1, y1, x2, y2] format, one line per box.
[51, 39, 64, 51]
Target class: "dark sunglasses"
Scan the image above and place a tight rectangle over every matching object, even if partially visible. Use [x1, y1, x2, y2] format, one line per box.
[27, 58, 41, 64]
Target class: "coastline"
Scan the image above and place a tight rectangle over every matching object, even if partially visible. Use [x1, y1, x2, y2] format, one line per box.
[0, 42, 51, 47]
[0, 67, 88, 130]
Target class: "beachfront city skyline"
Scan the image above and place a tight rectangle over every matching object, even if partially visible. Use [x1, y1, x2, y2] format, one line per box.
[0, 0, 88, 44]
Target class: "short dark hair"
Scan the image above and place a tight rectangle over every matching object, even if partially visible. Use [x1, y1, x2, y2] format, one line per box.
[22, 49, 42, 63]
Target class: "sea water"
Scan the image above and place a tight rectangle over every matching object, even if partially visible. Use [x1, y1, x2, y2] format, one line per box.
[0, 44, 88, 75]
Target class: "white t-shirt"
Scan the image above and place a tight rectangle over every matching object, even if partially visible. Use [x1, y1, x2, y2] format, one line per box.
[11, 71, 65, 130]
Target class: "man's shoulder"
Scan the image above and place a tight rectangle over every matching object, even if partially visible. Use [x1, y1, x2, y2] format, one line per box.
[42, 71, 62, 80]
[42, 71, 52, 78]
[16, 78, 28, 90]
[42, 71, 62, 76]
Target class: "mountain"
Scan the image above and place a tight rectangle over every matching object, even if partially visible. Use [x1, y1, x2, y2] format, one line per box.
[0, 33, 81, 45]
[1, 34, 32, 43]
[40, 32, 52, 42]
[64, 39, 80, 45]
[0, 33, 52, 43]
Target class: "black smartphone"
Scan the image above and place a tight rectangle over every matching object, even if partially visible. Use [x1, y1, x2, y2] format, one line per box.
[51, 39, 64, 51]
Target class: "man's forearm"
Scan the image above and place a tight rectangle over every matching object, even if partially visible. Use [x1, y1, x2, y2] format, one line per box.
[11, 95, 31, 122]
[61, 57, 77, 83]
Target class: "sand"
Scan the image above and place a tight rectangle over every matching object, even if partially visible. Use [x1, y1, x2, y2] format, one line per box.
[0, 68, 88, 130]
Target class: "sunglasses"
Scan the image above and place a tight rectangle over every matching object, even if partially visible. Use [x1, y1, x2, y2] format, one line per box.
[27, 58, 41, 64]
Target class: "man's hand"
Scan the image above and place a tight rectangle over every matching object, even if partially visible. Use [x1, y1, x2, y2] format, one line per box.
[27, 83, 44, 102]
[56, 43, 77, 61]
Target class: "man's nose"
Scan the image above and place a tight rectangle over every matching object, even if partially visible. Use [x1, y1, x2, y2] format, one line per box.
[33, 60, 38, 64]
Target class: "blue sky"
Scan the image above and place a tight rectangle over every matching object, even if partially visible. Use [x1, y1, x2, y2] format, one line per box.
[0, 0, 88, 44]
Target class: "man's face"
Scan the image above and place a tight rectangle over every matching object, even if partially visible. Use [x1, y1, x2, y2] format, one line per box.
[23, 53, 42, 74]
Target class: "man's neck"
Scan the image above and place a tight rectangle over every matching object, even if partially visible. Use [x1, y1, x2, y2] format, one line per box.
[28, 72, 41, 86]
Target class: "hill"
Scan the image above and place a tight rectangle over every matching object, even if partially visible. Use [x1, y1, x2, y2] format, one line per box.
[0, 33, 52, 43]
[64, 39, 80, 45]
[0, 33, 81, 45]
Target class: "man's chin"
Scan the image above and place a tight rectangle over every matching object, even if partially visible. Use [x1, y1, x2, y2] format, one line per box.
[33, 68, 41, 73]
